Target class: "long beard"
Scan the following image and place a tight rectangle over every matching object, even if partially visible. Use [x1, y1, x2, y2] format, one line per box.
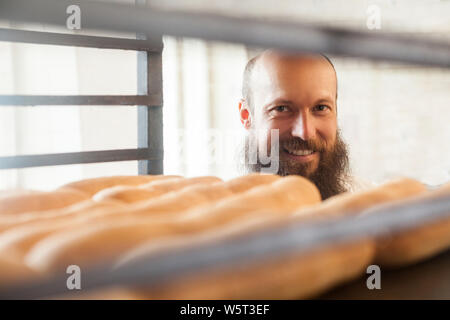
[241, 131, 350, 200]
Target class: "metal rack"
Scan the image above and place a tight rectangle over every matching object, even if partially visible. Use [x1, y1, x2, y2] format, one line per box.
[0, 0, 449, 299]
[0, 1, 164, 174]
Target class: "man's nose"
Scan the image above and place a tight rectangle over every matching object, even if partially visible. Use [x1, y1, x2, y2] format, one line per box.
[291, 112, 316, 140]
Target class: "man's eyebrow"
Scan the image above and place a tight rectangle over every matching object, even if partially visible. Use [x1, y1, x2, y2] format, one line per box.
[263, 99, 294, 110]
[314, 97, 335, 105]
[263, 97, 335, 110]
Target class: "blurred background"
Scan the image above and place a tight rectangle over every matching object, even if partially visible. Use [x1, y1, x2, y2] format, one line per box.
[0, 0, 449, 190]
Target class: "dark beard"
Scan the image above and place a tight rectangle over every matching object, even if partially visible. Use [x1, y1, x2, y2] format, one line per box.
[241, 131, 350, 200]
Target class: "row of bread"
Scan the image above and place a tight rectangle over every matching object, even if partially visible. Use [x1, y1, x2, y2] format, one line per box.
[0, 174, 449, 299]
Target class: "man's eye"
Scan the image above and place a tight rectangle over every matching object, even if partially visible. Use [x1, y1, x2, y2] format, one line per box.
[273, 106, 289, 112]
[314, 105, 330, 112]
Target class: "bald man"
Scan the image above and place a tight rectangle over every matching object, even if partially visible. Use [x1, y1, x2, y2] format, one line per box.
[238, 50, 369, 199]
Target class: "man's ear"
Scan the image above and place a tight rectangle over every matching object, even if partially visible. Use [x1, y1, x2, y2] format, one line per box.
[238, 99, 252, 130]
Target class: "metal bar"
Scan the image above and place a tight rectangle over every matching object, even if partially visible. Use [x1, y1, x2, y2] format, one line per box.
[0, 95, 160, 106]
[0, 0, 449, 67]
[137, 0, 164, 175]
[1, 193, 450, 299]
[0, 148, 160, 169]
[137, 52, 164, 175]
[0, 28, 162, 51]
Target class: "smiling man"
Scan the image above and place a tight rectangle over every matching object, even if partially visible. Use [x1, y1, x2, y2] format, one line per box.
[239, 50, 362, 199]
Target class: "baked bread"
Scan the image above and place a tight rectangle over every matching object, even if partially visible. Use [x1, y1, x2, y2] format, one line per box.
[0, 189, 90, 215]
[25, 176, 320, 273]
[125, 239, 374, 300]
[58, 175, 180, 197]
[0, 199, 125, 233]
[92, 176, 221, 204]
[0, 174, 168, 215]
[292, 177, 427, 221]
[0, 183, 235, 263]
[0, 174, 282, 263]
[0, 255, 37, 287]
[112, 178, 425, 299]
[374, 182, 450, 268]
[221, 173, 280, 193]
[0, 200, 129, 261]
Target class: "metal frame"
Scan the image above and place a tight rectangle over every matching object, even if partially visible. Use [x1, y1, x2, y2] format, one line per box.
[0, 1, 164, 175]
[0, 95, 160, 106]
[0, 0, 449, 68]
[0, 28, 162, 51]
[0, 149, 154, 170]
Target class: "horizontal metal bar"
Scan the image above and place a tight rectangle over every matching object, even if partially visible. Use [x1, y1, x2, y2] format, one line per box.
[0, 95, 161, 106]
[1, 192, 450, 299]
[0, 28, 163, 51]
[0, 148, 162, 169]
[0, 0, 449, 67]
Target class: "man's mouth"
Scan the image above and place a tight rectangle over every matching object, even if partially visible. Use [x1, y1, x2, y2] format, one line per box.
[283, 146, 315, 156]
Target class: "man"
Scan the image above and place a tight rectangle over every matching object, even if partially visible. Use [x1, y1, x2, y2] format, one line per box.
[239, 50, 369, 199]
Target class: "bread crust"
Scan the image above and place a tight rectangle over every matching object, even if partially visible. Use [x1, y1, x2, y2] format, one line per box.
[58, 175, 180, 196]
[0, 189, 89, 215]
[92, 176, 220, 204]
[24, 176, 320, 273]
[374, 182, 450, 268]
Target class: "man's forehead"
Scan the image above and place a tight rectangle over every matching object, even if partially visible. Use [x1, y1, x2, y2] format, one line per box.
[259, 50, 329, 65]
[250, 51, 337, 103]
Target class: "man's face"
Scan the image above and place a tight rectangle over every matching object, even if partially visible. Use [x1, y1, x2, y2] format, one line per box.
[240, 52, 349, 199]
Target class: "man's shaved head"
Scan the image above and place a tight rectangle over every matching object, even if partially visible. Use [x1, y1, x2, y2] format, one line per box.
[239, 50, 349, 199]
[242, 50, 337, 112]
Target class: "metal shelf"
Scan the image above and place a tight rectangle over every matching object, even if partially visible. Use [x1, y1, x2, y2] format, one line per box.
[0, 148, 162, 169]
[0, 1, 164, 175]
[0, 95, 160, 106]
[0, 28, 162, 51]
[0, 0, 449, 68]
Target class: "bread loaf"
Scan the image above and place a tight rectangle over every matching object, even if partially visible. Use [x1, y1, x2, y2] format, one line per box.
[116, 211, 284, 268]
[0, 174, 174, 215]
[93, 174, 279, 204]
[374, 182, 450, 268]
[25, 176, 320, 272]
[0, 183, 234, 262]
[221, 173, 280, 193]
[92, 176, 221, 204]
[118, 239, 374, 299]
[0, 198, 126, 233]
[0, 174, 282, 263]
[114, 178, 425, 299]
[0, 200, 129, 261]
[0, 255, 37, 287]
[20, 174, 279, 227]
[0, 189, 89, 215]
[179, 175, 320, 224]
[58, 175, 180, 197]
[292, 177, 426, 220]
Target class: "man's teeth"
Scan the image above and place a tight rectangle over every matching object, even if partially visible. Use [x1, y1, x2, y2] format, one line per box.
[285, 148, 314, 156]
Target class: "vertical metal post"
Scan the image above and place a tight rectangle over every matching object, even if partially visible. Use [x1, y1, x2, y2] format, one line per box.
[136, 0, 163, 175]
